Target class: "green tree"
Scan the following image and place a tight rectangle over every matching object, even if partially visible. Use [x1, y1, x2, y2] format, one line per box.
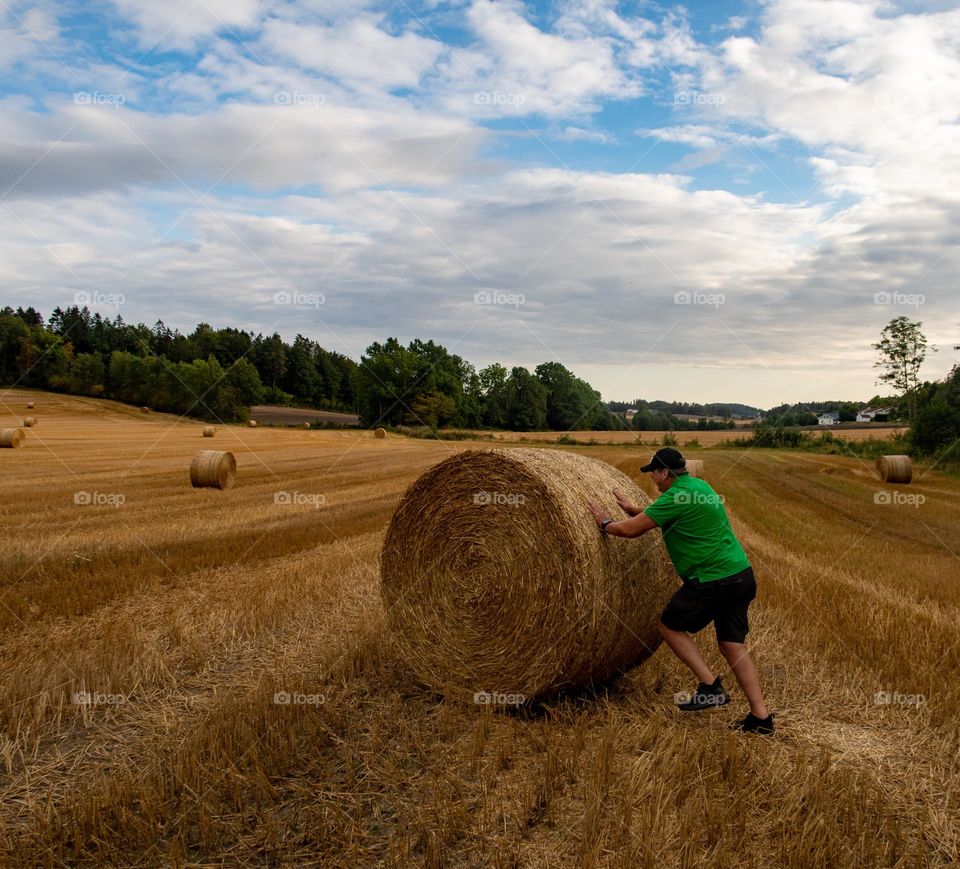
[535, 361, 601, 430]
[873, 317, 935, 423]
[412, 389, 455, 430]
[911, 366, 960, 454]
[479, 363, 509, 428]
[69, 353, 106, 395]
[504, 367, 547, 430]
[357, 338, 421, 426]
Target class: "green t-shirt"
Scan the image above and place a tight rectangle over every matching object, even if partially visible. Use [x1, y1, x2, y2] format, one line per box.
[643, 475, 750, 582]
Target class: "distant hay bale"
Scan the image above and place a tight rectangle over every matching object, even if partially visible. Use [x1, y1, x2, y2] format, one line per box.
[374, 427, 387, 439]
[26, 401, 34, 409]
[141, 407, 150, 413]
[190, 450, 236, 489]
[22, 417, 37, 427]
[685, 459, 704, 478]
[301, 422, 311, 429]
[202, 426, 216, 438]
[247, 420, 258, 428]
[380, 448, 674, 705]
[0, 429, 25, 448]
[876, 455, 912, 484]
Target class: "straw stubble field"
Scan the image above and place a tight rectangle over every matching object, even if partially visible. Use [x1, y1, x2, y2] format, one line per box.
[0, 390, 957, 867]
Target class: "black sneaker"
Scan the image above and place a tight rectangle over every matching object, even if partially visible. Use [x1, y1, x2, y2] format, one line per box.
[676, 677, 730, 711]
[731, 712, 775, 735]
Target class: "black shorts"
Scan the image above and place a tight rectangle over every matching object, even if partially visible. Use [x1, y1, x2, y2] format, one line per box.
[659, 566, 756, 643]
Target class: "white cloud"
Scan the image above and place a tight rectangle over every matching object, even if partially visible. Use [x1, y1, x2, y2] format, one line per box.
[260, 17, 445, 93]
[558, 126, 615, 143]
[0, 100, 489, 197]
[431, 0, 642, 118]
[108, 0, 266, 49]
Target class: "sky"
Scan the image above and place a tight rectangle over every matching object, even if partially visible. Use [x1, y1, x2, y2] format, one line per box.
[0, 0, 958, 408]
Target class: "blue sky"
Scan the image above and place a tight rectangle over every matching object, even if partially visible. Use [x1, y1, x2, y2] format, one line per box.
[1, 0, 958, 406]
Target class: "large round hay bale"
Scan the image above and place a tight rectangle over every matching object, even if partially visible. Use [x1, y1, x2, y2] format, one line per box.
[202, 426, 216, 438]
[685, 459, 704, 478]
[247, 420, 258, 428]
[0, 429, 25, 448]
[141, 406, 150, 413]
[876, 455, 912, 484]
[22, 417, 36, 428]
[300, 421, 311, 430]
[380, 448, 674, 705]
[190, 450, 236, 489]
[374, 427, 387, 439]
[26, 401, 34, 409]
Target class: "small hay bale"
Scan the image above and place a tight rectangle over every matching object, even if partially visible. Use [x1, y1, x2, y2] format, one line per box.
[141, 406, 150, 413]
[685, 459, 704, 478]
[22, 417, 37, 428]
[202, 426, 216, 438]
[380, 448, 674, 705]
[190, 450, 236, 489]
[374, 427, 387, 439]
[26, 401, 35, 409]
[0, 429, 25, 448]
[876, 454, 912, 484]
[247, 420, 258, 428]
[301, 422, 311, 429]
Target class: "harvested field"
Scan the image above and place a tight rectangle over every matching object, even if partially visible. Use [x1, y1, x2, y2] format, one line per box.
[250, 405, 360, 426]
[0, 389, 956, 867]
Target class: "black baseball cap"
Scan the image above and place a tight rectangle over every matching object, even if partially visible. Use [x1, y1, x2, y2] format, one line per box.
[640, 447, 687, 473]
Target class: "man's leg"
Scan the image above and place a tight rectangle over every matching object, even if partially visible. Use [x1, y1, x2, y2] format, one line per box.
[658, 620, 715, 684]
[718, 641, 769, 718]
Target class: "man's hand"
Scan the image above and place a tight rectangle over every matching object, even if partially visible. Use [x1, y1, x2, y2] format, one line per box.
[613, 488, 640, 516]
[587, 501, 608, 527]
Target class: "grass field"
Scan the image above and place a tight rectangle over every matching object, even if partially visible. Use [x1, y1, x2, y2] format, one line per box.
[0, 390, 957, 867]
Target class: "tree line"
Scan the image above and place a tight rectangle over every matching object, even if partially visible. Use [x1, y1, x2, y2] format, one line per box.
[0, 306, 622, 429]
[0, 306, 357, 422]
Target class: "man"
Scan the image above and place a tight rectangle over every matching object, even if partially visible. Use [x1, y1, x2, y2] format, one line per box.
[587, 447, 774, 735]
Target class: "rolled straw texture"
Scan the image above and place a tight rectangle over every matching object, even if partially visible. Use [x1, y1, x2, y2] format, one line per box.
[380, 448, 674, 704]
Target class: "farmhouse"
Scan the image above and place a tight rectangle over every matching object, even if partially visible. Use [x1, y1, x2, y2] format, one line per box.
[857, 407, 893, 422]
[817, 412, 840, 426]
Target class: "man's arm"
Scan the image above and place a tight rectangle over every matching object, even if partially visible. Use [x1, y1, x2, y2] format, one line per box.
[587, 500, 660, 538]
[603, 511, 659, 538]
